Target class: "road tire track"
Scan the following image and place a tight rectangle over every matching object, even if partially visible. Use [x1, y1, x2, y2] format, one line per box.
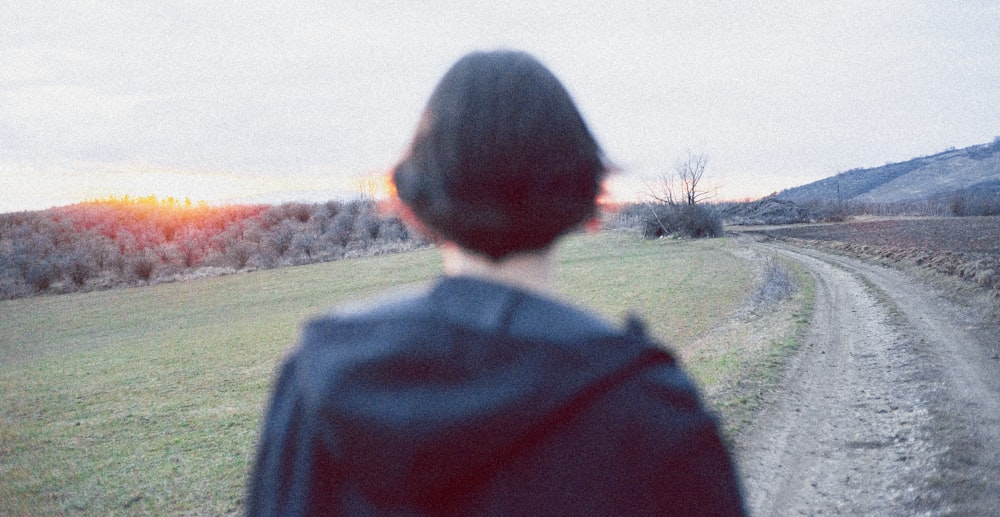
[736, 241, 1000, 516]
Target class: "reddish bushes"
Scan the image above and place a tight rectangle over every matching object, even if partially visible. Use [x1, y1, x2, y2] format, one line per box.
[0, 198, 420, 299]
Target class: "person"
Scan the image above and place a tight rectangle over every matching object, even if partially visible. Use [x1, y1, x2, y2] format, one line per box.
[246, 50, 745, 516]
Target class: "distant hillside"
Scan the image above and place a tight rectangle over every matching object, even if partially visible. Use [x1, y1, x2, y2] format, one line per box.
[776, 138, 1000, 204]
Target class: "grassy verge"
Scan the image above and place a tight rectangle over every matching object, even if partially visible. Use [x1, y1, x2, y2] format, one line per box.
[0, 232, 808, 515]
[684, 256, 816, 436]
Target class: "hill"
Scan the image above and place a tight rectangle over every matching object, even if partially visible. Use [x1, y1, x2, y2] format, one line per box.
[776, 138, 1000, 204]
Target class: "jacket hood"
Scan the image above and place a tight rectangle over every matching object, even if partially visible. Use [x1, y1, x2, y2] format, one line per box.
[293, 276, 662, 506]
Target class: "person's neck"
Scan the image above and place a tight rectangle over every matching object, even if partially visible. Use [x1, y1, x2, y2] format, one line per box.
[441, 244, 556, 296]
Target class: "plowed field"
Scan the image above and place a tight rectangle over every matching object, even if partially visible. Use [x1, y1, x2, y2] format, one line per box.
[755, 216, 1000, 255]
[749, 216, 1000, 296]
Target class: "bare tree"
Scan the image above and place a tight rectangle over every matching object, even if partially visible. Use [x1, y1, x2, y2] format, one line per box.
[650, 151, 716, 206]
[642, 150, 722, 239]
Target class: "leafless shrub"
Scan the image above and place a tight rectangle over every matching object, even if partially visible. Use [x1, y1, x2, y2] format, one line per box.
[63, 250, 93, 286]
[27, 259, 58, 292]
[735, 256, 798, 319]
[129, 252, 158, 283]
[223, 241, 255, 270]
[642, 203, 722, 239]
[950, 191, 1000, 217]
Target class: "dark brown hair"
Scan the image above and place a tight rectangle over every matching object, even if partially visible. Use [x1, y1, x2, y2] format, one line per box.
[393, 50, 606, 259]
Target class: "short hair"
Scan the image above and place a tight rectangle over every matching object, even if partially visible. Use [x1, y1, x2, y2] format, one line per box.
[393, 50, 607, 260]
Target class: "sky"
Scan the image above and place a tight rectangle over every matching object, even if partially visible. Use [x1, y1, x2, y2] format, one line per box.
[2, 1, 999, 212]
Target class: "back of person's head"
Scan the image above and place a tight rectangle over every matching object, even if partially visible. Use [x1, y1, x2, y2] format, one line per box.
[393, 50, 607, 260]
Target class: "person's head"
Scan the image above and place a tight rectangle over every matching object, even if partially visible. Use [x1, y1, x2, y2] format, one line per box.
[393, 50, 607, 260]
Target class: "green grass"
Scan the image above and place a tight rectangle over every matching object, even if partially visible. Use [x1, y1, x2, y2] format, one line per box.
[0, 232, 805, 515]
[557, 234, 758, 346]
[684, 259, 817, 435]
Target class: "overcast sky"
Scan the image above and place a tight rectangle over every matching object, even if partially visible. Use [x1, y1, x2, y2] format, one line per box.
[3, 1, 999, 212]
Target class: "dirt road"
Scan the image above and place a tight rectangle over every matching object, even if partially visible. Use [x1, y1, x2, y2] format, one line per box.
[736, 240, 1000, 515]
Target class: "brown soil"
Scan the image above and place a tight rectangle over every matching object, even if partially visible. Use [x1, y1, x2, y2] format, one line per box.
[748, 216, 1000, 297]
[735, 238, 1000, 515]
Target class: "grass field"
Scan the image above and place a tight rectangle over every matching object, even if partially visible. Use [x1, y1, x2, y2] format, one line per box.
[0, 232, 807, 515]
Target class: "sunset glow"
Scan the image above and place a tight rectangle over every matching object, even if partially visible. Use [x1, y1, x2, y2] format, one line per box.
[2, 162, 377, 213]
[2, 161, 748, 215]
[353, 171, 397, 200]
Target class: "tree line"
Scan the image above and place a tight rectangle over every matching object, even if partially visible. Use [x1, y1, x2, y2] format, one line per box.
[0, 197, 422, 299]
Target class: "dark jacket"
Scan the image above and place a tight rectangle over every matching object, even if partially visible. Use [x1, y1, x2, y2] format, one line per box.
[247, 276, 745, 516]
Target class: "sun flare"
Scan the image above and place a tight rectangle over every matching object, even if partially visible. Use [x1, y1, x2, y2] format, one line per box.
[2, 161, 379, 213]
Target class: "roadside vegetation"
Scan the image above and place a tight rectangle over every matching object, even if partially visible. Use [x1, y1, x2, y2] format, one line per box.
[685, 256, 814, 436]
[0, 232, 808, 515]
[0, 196, 422, 300]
